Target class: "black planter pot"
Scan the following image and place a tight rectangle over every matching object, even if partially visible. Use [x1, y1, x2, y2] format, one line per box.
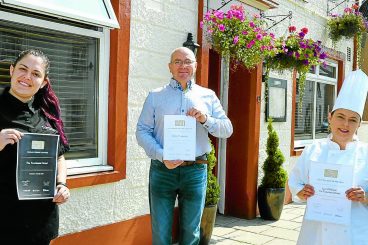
[257, 187, 285, 220]
[199, 204, 217, 245]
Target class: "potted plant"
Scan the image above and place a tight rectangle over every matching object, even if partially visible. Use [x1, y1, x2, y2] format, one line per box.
[264, 26, 327, 106]
[200, 5, 276, 69]
[200, 142, 220, 245]
[257, 118, 288, 220]
[327, 4, 367, 43]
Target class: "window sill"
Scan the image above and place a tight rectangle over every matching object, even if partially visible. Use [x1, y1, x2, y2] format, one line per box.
[67, 165, 114, 176]
[291, 148, 303, 156]
[66, 166, 124, 189]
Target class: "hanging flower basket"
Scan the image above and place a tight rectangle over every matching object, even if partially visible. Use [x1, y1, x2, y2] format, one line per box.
[327, 4, 368, 43]
[264, 26, 327, 105]
[200, 5, 276, 69]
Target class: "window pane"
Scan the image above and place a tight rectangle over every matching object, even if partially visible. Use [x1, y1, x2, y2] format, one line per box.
[295, 80, 314, 141]
[315, 83, 335, 139]
[319, 65, 336, 78]
[0, 19, 98, 160]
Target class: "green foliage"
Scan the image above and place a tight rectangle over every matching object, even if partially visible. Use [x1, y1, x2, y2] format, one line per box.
[327, 4, 367, 43]
[264, 26, 326, 107]
[201, 5, 276, 69]
[205, 142, 220, 206]
[260, 119, 288, 188]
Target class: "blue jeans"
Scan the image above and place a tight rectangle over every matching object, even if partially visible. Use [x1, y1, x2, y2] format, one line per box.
[149, 160, 207, 245]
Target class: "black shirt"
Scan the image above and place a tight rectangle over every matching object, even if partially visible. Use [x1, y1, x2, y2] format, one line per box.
[0, 87, 68, 243]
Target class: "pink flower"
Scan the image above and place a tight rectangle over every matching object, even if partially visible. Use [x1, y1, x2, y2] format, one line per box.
[230, 4, 243, 12]
[207, 29, 213, 34]
[270, 33, 275, 39]
[204, 12, 211, 21]
[256, 33, 263, 40]
[218, 24, 225, 32]
[242, 30, 248, 35]
[249, 22, 255, 28]
[247, 40, 255, 48]
[214, 10, 224, 20]
[200, 21, 204, 29]
[344, 7, 352, 13]
[253, 13, 260, 19]
[233, 36, 239, 44]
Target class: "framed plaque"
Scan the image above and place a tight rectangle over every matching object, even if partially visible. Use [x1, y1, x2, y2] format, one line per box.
[265, 77, 287, 122]
[16, 133, 59, 200]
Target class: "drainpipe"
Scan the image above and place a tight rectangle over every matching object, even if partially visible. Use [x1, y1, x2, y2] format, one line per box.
[218, 57, 230, 214]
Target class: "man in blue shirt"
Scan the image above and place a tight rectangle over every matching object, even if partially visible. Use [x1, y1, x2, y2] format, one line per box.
[136, 47, 233, 245]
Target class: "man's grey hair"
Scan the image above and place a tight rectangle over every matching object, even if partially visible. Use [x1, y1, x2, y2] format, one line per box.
[169, 47, 196, 62]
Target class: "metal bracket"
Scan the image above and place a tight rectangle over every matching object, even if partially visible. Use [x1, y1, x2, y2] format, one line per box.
[260, 11, 293, 31]
[327, 0, 348, 16]
[216, 0, 235, 10]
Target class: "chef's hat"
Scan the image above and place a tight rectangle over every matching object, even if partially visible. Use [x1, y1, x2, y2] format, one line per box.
[332, 69, 368, 118]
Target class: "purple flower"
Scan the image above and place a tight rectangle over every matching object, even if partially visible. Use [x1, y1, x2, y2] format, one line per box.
[242, 30, 248, 35]
[299, 32, 306, 38]
[295, 52, 300, 58]
[299, 42, 307, 49]
[247, 40, 255, 48]
[249, 22, 255, 28]
[303, 60, 309, 65]
[233, 36, 239, 44]
[319, 52, 327, 59]
[218, 24, 225, 32]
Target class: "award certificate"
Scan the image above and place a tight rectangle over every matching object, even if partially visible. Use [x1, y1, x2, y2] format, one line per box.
[163, 115, 196, 161]
[16, 133, 59, 200]
[305, 161, 354, 225]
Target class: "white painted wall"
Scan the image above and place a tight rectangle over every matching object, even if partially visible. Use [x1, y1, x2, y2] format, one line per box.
[257, 0, 359, 183]
[59, 0, 198, 235]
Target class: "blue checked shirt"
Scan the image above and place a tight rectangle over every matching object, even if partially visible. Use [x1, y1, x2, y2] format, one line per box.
[136, 78, 233, 161]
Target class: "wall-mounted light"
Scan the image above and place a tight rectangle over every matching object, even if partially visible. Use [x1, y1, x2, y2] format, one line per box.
[183, 33, 200, 54]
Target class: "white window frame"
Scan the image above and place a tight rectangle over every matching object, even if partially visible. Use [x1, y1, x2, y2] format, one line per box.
[1, 0, 119, 28]
[294, 61, 338, 148]
[0, 10, 112, 174]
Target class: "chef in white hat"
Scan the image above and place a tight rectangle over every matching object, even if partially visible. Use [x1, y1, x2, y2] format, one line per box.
[289, 69, 368, 245]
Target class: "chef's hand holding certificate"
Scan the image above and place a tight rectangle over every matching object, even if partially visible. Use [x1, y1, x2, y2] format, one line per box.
[16, 133, 59, 200]
[163, 115, 196, 161]
[305, 150, 355, 225]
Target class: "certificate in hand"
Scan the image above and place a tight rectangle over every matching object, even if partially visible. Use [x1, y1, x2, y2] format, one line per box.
[305, 161, 354, 225]
[16, 133, 59, 200]
[163, 115, 196, 161]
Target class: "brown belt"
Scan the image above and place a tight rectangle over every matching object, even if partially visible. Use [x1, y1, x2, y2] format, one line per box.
[180, 159, 208, 166]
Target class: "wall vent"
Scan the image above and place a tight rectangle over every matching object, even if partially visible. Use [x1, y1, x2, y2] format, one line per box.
[347, 47, 352, 62]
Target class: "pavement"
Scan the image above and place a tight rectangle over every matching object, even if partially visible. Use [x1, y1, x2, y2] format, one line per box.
[210, 202, 306, 245]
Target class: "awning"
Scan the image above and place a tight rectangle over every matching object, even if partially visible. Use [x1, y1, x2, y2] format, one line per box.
[0, 0, 120, 29]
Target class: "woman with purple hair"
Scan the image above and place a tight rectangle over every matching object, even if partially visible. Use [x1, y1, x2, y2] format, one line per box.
[0, 49, 70, 244]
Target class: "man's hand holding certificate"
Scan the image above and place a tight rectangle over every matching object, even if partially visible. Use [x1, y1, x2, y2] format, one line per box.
[163, 115, 196, 161]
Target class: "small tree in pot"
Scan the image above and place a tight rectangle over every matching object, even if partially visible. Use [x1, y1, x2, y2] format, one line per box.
[258, 118, 288, 220]
[200, 142, 220, 245]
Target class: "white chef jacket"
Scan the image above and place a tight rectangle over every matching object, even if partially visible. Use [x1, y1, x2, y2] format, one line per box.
[289, 136, 368, 245]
